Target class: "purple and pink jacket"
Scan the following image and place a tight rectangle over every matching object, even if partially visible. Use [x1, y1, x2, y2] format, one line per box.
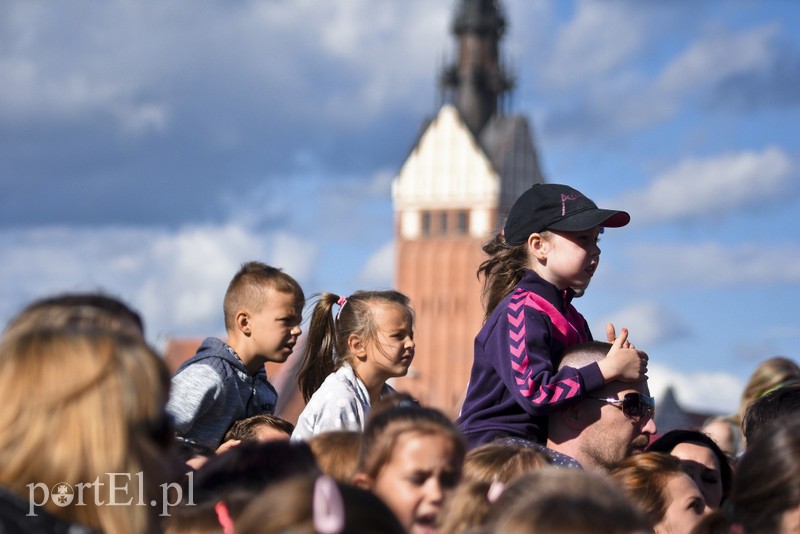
[457, 269, 605, 449]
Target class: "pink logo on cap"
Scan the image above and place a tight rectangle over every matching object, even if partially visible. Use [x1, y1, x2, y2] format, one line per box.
[561, 192, 580, 216]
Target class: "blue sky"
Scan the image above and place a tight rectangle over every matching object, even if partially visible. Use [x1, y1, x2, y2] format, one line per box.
[2, 0, 798, 414]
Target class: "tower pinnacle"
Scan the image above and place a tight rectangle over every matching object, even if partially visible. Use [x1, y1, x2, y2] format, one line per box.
[440, 0, 514, 135]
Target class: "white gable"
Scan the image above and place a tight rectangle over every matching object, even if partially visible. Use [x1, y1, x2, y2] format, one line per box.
[392, 104, 499, 239]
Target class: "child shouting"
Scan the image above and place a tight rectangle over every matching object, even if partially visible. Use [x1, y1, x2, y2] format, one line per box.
[168, 261, 304, 450]
[458, 183, 647, 448]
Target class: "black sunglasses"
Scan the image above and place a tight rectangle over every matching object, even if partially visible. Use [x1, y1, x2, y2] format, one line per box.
[590, 392, 655, 421]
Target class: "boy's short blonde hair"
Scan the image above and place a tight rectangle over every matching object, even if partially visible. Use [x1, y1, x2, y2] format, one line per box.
[223, 261, 305, 331]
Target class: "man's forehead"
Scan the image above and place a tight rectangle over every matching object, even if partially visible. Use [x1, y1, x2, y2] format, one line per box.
[598, 380, 651, 398]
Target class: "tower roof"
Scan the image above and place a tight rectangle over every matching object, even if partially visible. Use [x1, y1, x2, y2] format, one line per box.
[453, 0, 506, 36]
[441, 0, 513, 135]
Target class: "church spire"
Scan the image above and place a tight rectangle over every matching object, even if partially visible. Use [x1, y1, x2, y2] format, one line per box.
[440, 0, 514, 135]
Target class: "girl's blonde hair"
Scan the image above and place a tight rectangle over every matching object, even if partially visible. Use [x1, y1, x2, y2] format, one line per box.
[0, 328, 172, 534]
[357, 401, 465, 482]
[437, 479, 495, 534]
[487, 469, 647, 534]
[736, 356, 800, 424]
[307, 430, 363, 484]
[296, 290, 413, 402]
[462, 442, 549, 485]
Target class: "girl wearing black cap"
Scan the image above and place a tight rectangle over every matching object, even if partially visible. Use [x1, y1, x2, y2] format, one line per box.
[456, 183, 648, 449]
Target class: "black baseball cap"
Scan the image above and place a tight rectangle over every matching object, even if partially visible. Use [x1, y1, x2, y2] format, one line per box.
[503, 183, 630, 246]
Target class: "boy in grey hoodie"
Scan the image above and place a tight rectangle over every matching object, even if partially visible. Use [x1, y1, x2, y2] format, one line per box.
[167, 262, 304, 450]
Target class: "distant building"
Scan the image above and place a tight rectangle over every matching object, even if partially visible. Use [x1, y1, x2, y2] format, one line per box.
[390, 0, 545, 415]
[654, 386, 718, 435]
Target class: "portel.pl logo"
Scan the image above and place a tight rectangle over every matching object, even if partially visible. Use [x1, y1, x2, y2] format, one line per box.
[27, 472, 194, 518]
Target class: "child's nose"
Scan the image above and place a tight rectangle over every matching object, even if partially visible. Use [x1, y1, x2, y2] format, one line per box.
[425, 479, 444, 504]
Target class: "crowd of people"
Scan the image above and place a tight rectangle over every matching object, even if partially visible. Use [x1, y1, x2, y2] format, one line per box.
[0, 183, 798, 533]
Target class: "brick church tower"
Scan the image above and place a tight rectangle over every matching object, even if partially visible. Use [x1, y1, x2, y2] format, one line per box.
[391, 0, 545, 416]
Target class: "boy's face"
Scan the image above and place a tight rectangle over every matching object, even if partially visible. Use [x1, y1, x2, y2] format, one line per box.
[247, 288, 303, 364]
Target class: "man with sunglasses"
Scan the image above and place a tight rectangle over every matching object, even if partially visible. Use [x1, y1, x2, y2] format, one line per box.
[542, 340, 657, 473]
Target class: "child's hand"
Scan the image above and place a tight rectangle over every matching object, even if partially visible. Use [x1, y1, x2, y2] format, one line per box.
[605, 323, 635, 349]
[215, 439, 241, 455]
[598, 327, 648, 383]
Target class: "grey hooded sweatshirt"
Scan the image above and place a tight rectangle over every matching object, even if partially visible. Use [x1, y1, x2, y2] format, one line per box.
[167, 337, 278, 450]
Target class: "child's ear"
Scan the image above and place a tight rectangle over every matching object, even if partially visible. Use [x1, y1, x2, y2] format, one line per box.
[348, 334, 367, 360]
[236, 311, 251, 335]
[527, 232, 549, 261]
[351, 472, 372, 490]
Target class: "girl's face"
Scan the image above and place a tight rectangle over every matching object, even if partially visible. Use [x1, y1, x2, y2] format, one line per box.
[655, 472, 711, 534]
[365, 302, 415, 381]
[370, 432, 460, 534]
[670, 441, 724, 509]
[536, 228, 601, 291]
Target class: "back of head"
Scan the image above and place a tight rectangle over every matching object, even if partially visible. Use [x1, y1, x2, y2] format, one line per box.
[223, 414, 295, 442]
[192, 440, 320, 503]
[0, 328, 171, 533]
[742, 384, 800, 445]
[235, 475, 405, 534]
[462, 442, 549, 485]
[163, 492, 251, 534]
[558, 340, 611, 371]
[4, 292, 145, 338]
[487, 469, 647, 534]
[730, 418, 800, 532]
[437, 479, 495, 534]
[609, 452, 685, 529]
[307, 430, 363, 484]
[297, 289, 412, 402]
[223, 261, 304, 331]
[701, 415, 745, 459]
[737, 356, 800, 423]
[358, 401, 464, 481]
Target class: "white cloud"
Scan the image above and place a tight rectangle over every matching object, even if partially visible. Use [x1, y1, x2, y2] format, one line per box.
[655, 24, 780, 97]
[357, 240, 395, 288]
[621, 241, 800, 289]
[536, 11, 794, 139]
[648, 362, 743, 414]
[543, 0, 646, 87]
[0, 223, 318, 341]
[619, 147, 794, 224]
[0, 0, 450, 134]
[605, 301, 690, 347]
[271, 232, 320, 284]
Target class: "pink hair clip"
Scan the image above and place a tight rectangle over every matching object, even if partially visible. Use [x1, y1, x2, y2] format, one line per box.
[487, 480, 505, 503]
[335, 296, 348, 321]
[313, 475, 345, 534]
[214, 500, 235, 534]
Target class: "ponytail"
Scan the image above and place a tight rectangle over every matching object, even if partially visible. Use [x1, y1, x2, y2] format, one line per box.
[477, 232, 530, 320]
[296, 290, 413, 403]
[296, 293, 340, 403]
